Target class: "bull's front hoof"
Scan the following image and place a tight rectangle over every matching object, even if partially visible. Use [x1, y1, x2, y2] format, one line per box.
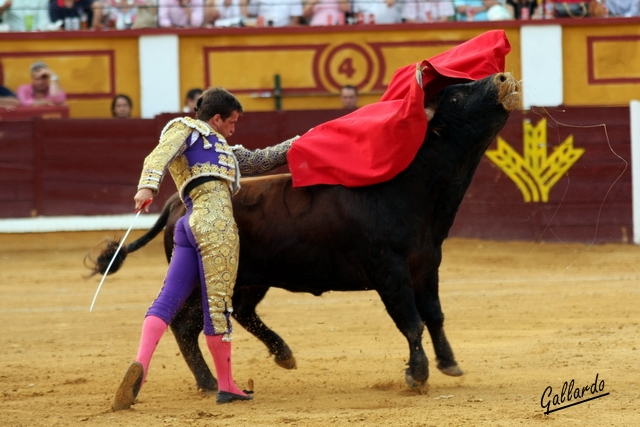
[438, 359, 464, 377]
[275, 355, 297, 370]
[438, 364, 464, 377]
[196, 377, 219, 395]
[198, 387, 218, 396]
[404, 368, 427, 388]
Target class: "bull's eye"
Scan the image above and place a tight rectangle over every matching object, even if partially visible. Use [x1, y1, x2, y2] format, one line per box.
[450, 97, 457, 105]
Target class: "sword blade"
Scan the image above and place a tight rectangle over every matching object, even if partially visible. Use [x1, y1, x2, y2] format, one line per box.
[89, 209, 142, 312]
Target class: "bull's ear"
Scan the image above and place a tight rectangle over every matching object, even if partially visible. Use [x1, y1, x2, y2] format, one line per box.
[425, 107, 435, 121]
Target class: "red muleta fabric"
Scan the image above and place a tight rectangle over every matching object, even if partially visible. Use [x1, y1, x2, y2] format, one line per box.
[287, 29, 512, 188]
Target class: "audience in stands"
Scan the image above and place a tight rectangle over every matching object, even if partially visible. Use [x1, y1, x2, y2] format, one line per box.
[352, 0, 402, 24]
[340, 84, 358, 109]
[453, 0, 499, 20]
[183, 87, 203, 112]
[1, 0, 51, 31]
[403, 0, 455, 22]
[158, 0, 205, 27]
[16, 61, 67, 107]
[2, 0, 636, 33]
[303, 0, 350, 25]
[1, 0, 636, 31]
[111, 94, 133, 118]
[205, 0, 247, 26]
[0, 85, 20, 110]
[248, 0, 303, 26]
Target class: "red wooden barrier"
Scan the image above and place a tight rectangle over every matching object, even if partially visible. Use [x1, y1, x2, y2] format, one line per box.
[0, 109, 347, 217]
[0, 107, 632, 243]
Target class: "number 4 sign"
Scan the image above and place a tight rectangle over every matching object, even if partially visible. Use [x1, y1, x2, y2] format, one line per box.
[320, 43, 377, 93]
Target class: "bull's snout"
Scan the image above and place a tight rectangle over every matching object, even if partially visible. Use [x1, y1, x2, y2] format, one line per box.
[493, 72, 521, 112]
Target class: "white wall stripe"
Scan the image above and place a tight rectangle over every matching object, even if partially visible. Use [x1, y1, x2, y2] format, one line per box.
[139, 35, 181, 118]
[0, 214, 160, 233]
[631, 100, 640, 244]
[520, 25, 563, 109]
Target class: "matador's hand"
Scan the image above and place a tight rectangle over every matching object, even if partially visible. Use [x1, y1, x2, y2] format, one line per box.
[134, 189, 154, 212]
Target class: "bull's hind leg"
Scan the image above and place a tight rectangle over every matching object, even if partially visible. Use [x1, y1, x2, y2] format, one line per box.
[375, 266, 430, 388]
[170, 290, 219, 393]
[232, 285, 296, 369]
[414, 272, 463, 377]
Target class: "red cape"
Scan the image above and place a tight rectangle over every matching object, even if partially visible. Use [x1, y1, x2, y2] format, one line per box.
[287, 30, 511, 188]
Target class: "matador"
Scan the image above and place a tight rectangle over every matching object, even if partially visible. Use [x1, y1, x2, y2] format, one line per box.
[113, 87, 297, 410]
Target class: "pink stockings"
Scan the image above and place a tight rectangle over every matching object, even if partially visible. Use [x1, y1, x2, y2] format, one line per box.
[205, 335, 247, 396]
[135, 315, 167, 384]
[134, 315, 247, 396]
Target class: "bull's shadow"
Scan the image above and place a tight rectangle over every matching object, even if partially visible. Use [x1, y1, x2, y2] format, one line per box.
[90, 73, 520, 394]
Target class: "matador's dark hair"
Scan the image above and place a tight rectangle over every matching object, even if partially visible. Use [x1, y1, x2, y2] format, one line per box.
[195, 87, 243, 121]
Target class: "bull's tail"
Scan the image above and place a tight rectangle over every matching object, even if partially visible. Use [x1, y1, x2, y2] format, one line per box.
[84, 198, 173, 278]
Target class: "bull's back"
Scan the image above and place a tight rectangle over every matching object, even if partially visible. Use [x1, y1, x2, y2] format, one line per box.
[232, 174, 385, 293]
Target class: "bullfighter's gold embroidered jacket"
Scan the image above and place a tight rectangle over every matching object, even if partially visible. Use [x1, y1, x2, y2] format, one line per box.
[137, 117, 297, 200]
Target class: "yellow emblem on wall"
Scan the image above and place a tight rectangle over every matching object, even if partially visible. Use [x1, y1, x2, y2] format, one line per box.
[485, 119, 585, 203]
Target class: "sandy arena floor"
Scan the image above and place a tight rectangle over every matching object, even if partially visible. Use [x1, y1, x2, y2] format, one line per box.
[0, 231, 638, 426]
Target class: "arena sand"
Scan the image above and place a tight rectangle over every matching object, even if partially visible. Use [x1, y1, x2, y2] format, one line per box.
[0, 231, 638, 426]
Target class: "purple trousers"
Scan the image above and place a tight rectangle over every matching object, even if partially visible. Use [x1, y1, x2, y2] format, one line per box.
[146, 180, 238, 338]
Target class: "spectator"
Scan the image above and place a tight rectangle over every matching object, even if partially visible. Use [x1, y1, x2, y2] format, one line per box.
[0, 85, 20, 110]
[111, 94, 132, 118]
[204, 0, 247, 26]
[159, 0, 205, 27]
[1, 0, 51, 31]
[402, 0, 455, 22]
[50, 0, 103, 29]
[552, 0, 599, 17]
[352, 0, 402, 24]
[249, 0, 303, 26]
[340, 84, 357, 109]
[504, 0, 532, 19]
[606, 0, 638, 16]
[453, 0, 499, 20]
[303, 0, 350, 25]
[100, 0, 146, 29]
[131, 0, 158, 28]
[16, 61, 66, 107]
[183, 87, 203, 112]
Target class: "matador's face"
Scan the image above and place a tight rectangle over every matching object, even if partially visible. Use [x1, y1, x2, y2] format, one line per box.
[211, 110, 240, 139]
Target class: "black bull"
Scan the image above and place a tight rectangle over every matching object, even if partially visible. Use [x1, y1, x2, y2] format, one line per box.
[90, 73, 520, 392]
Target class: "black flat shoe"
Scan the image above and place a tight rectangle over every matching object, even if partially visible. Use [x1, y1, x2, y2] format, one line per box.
[216, 390, 254, 404]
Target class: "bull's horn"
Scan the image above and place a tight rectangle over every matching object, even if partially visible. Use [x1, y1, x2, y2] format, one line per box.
[425, 107, 435, 121]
